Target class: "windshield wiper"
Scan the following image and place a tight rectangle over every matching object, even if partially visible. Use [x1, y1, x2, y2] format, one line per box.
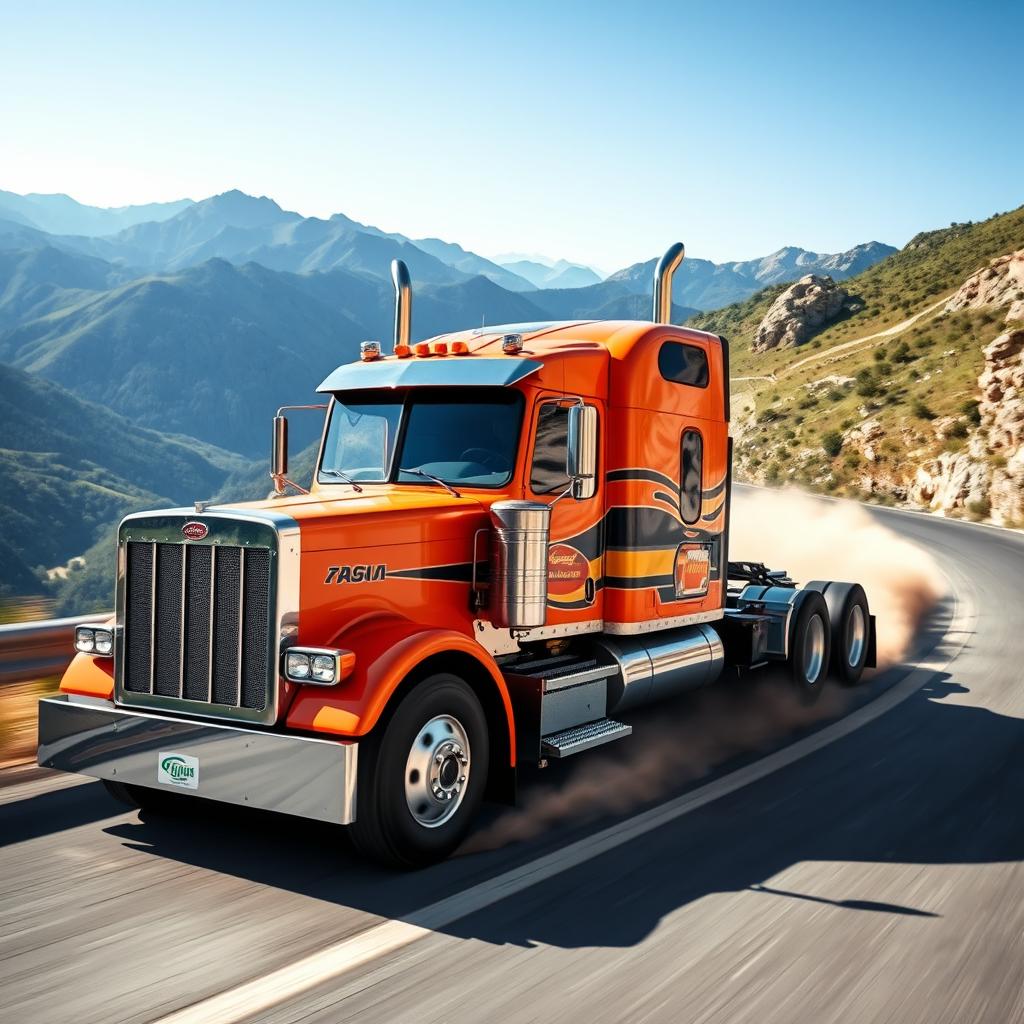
[400, 467, 461, 498]
[320, 469, 363, 492]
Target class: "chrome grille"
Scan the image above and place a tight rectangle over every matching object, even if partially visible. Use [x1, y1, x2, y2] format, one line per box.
[123, 541, 272, 713]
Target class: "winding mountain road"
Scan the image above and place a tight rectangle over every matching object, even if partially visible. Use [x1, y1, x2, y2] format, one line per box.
[2, 498, 1022, 1024]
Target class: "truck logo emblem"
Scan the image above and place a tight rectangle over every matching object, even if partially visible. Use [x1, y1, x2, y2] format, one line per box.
[547, 544, 589, 596]
[182, 521, 208, 540]
[325, 564, 387, 584]
[157, 752, 199, 789]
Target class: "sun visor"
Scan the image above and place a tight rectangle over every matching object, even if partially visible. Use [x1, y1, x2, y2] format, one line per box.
[317, 357, 543, 392]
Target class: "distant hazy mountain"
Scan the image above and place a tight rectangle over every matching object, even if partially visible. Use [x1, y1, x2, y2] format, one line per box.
[608, 242, 897, 310]
[411, 238, 535, 291]
[500, 258, 603, 290]
[0, 362, 244, 588]
[0, 258, 374, 456]
[0, 190, 193, 237]
[0, 245, 132, 328]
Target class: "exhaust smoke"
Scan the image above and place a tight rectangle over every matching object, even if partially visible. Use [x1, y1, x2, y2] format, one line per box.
[464, 487, 945, 854]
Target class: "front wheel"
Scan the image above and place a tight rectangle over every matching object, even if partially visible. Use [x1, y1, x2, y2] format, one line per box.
[349, 673, 489, 869]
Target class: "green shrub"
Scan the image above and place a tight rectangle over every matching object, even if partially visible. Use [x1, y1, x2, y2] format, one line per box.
[960, 398, 982, 425]
[855, 367, 880, 397]
[912, 398, 936, 420]
[822, 431, 844, 457]
[948, 419, 969, 438]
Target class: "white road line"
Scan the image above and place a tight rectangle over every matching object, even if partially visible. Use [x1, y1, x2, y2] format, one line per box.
[154, 585, 974, 1024]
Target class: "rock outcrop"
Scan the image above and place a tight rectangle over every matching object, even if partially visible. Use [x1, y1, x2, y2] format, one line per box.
[945, 249, 1024, 322]
[753, 275, 848, 352]
[909, 445, 991, 513]
[978, 327, 1024, 523]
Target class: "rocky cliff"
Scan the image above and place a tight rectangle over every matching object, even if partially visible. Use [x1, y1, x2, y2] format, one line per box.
[752, 274, 849, 352]
[945, 249, 1024, 322]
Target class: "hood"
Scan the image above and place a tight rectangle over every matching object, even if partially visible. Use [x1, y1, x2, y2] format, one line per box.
[215, 487, 488, 551]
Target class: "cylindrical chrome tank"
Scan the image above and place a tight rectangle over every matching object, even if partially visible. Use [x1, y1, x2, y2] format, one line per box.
[594, 624, 725, 713]
[489, 501, 551, 629]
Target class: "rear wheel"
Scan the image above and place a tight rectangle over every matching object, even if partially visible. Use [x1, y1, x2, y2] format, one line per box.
[349, 673, 489, 869]
[788, 591, 831, 698]
[805, 581, 871, 685]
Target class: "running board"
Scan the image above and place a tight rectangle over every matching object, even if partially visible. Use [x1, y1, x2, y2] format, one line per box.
[541, 718, 632, 759]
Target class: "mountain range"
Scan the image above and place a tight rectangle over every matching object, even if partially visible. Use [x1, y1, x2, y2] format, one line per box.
[608, 241, 897, 310]
[0, 186, 899, 604]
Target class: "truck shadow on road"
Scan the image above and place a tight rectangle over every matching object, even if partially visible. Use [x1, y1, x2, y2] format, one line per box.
[10, 595, 1020, 950]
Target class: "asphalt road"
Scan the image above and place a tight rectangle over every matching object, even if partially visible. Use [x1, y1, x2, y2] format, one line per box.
[2, 503, 1022, 1024]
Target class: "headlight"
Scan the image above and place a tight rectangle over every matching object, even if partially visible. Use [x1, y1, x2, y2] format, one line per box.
[282, 647, 355, 686]
[311, 655, 336, 683]
[285, 652, 311, 680]
[75, 624, 114, 658]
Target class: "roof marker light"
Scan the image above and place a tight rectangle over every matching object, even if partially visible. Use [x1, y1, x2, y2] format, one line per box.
[451, 341, 469, 355]
[432, 341, 448, 355]
[414, 342, 432, 357]
[394, 344, 412, 358]
[502, 333, 524, 354]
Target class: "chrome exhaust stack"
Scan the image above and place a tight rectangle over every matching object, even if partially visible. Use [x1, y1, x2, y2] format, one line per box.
[391, 258, 412, 352]
[653, 242, 685, 324]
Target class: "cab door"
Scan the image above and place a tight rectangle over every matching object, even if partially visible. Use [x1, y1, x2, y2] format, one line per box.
[526, 396, 605, 629]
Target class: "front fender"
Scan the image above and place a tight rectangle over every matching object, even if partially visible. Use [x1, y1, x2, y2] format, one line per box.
[285, 616, 516, 763]
[58, 650, 115, 700]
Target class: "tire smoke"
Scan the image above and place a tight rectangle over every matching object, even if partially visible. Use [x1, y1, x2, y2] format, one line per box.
[463, 487, 945, 854]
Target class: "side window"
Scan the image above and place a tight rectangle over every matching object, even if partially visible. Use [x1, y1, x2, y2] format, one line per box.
[659, 342, 709, 388]
[680, 429, 703, 524]
[530, 403, 570, 494]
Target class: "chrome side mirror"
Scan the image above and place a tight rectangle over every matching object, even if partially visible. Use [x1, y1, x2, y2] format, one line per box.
[269, 404, 328, 497]
[566, 404, 598, 500]
[271, 415, 288, 495]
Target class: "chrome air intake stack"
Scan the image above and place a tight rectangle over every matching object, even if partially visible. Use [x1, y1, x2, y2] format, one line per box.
[391, 258, 412, 352]
[489, 501, 551, 629]
[653, 241, 685, 324]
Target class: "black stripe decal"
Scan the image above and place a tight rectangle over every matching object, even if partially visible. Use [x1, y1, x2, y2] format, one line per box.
[388, 562, 479, 583]
[702, 477, 727, 500]
[607, 468, 678, 490]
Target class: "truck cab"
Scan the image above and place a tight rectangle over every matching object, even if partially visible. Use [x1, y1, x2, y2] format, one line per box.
[38, 245, 874, 868]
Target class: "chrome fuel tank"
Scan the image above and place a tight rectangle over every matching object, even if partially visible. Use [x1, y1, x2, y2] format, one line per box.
[593, 623, 724, 713]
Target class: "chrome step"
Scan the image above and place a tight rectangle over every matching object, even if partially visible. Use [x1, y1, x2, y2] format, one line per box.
[541, 718, 632, 758]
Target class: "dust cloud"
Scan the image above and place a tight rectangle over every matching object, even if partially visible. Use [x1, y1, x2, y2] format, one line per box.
[730, 487, 945, 668]
[463, 486, 945, 854]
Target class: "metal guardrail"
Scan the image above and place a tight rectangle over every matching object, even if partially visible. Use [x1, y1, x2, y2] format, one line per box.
[0, 615, 103, 686]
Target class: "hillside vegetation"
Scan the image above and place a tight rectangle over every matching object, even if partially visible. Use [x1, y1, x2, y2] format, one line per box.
[0, 363, 248, 600]
[692, 206, 1024, 507]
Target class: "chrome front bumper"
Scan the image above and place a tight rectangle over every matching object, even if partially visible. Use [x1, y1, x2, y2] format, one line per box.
[37, 696, 357, 824]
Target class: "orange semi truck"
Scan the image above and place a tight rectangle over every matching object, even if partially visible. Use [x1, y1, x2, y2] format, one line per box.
[38, 244, 875, 867]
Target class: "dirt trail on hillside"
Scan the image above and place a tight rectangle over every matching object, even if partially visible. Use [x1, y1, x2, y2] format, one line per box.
[732, 293, 953, 385]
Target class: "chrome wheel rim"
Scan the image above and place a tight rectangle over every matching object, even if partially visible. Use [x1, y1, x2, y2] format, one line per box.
[404, 714, 471, 829]
[847, 605, 866, 668]
[804, 614, 826, 685]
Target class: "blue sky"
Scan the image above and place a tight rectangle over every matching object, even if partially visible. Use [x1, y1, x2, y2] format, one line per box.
[1, 0, 1020, 271]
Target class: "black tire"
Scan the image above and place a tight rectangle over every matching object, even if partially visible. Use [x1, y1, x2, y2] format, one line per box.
[805, 581, 871, 685]
[788, 591, 831, 699]
[349, 672, 489, 869]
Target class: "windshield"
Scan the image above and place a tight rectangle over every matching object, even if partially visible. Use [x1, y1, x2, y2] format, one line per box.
[318, 388, 524, 488]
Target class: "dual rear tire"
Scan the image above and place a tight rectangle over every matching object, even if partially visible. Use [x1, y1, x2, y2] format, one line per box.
[789, 582, 871, 695]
